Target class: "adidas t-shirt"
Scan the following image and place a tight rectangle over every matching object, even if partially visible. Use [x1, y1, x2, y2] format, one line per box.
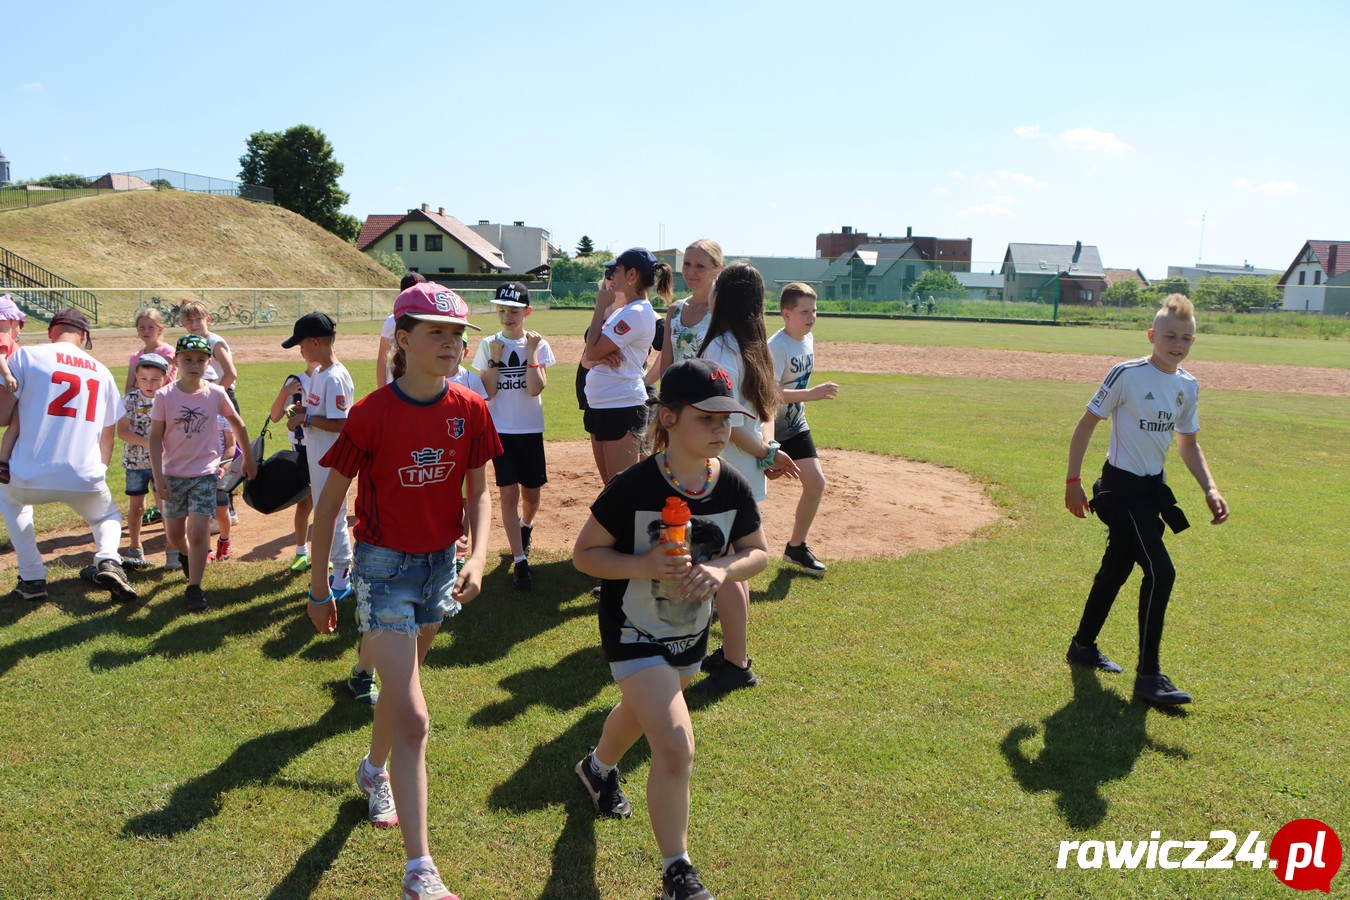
[472, 332, 556, 433]
[1086, 356, 1200, 477]
[321, 382, 502, 554]
[768, 328, 813, 441]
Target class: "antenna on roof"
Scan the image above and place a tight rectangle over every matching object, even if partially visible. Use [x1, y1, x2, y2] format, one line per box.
[1197, 212, 1206, 264]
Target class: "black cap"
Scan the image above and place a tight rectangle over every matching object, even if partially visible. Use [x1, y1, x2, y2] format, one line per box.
[282, 311, 337, 348]
[400, 271, 427, 292]
[49, 307, 93, 348]
[657, 358, 756, 418]
[611, 247, 659, 278]
[491, 282, 530, 308]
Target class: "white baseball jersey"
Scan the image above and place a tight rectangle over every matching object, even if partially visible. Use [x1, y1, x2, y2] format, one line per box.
[8, 342, 120, 490]
[302, 360, 354, 460]
[1086, 356, 1200, 477]
[472, 332, 555, 433]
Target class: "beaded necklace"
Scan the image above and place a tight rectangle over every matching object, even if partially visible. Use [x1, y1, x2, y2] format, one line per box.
[660, 451, 713, 497]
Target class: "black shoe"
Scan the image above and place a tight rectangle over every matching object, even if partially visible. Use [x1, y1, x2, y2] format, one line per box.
[783, 542, 827, 574]
[1066, 639, 1122, 673]
[574, 748, 631, 818]
[590, 584, 602, 598]
[511, 559, 533, 591]
[693, 657, 758, 694]
[93, 559, 138, 602]
[15, 578, 47, 601]
[1133, 672, 1192, 705]
[663, 859, 714, 900]
[700, 645, 725, 673]
[185, 584, 208, 613]
[520, 522, 533, 557]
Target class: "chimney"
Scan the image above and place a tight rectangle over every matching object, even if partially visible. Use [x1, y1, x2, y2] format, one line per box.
[906, 226, 912, 238]
[478, 219, 489, 225]
[438, 207, 444, 216]
[1328, 245, 1339, 274]
[513, 220, 524, 227]
[1075, 240, 1082, 253]
[842, 226, 853, 235]
[421, 203, 429, 213]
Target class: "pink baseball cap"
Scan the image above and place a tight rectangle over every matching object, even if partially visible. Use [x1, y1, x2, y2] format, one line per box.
[392, 282, 481, 330]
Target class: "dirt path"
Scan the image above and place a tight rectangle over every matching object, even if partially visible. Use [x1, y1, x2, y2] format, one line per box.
[89, 332, 1350, 397]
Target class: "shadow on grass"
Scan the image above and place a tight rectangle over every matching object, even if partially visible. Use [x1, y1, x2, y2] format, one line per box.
[123, 682, 367, 840]
[755, 562, 825, 603]
[999, 666, 1190, 830]
[264, 797, 367, 900]
[424, 559, 595, 669]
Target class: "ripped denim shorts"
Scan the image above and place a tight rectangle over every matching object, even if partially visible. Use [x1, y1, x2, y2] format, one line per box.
[352, 542, 461, 635]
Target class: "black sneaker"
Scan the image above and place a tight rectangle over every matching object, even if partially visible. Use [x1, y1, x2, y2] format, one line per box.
[1133, 672, 1192, 706]
[783, 542, 827, 574]
[1066, 639, 1123, 673]
[692, 657, 758, 694]
[185, 584, 208, 613]
[511, 559, 533, 591]
[662, 859, 714, 900]
[590, 584, 602, 598]
[700, 645, 725, 673]
[347, 666, 379, 705]
[574, 748, 631, 818]
[94, 559, 139, 602]
[520, 522, 533, 557]
[15, 578, 47, 601]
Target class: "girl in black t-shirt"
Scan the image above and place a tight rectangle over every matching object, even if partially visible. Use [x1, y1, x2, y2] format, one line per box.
[572, 358, 768, 900]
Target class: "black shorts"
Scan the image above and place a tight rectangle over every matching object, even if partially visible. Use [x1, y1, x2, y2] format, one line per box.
[584, 405, 648, 442]
[492, 432, 548, 489]
[295, 444, 310, 484]
[779, 430, 818, 461]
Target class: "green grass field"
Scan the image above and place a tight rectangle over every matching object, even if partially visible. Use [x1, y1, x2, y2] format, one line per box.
[0, 320, 1346, 897]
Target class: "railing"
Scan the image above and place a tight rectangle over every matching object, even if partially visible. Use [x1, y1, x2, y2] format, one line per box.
[0, 247, 99, 323]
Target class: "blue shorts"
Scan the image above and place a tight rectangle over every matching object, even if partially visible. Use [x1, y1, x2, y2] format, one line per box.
[125, 468, 153, 497]
[352, 542, 462, 636]
[164, 474, 217, 519]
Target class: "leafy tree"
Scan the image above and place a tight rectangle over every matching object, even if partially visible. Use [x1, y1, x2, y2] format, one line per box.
[576, 235, 595, 256]
[551, 250, 614, 283]
[238, 125, 353, 239]
[1103, 279, 1140, 308]
[1192, 275, 1279, 312]
[369, 249, 407, 276]
[1158, 275, 1191, 297]
[17, 173, 90, 189]
[150, 178, 175, 191]
[909, 267, 964, 299]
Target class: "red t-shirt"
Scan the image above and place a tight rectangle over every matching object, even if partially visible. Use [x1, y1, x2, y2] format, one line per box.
[320, 382, 502, 554]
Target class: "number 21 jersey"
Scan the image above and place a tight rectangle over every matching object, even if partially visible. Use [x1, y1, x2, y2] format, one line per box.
[9, 343, 120, 490]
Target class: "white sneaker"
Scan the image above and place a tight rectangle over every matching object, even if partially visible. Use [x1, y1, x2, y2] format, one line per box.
[355, 760, 398, 828]
[402, 865, 459, 900]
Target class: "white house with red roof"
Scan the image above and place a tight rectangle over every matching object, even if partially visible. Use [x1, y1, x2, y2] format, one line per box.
[357, 204, 507, 276]
[1278, 240, 1350, 312]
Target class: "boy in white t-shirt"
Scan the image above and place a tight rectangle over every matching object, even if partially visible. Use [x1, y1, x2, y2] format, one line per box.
[1064, 294, 1229, 706]
[768, 283, 839, 574]
[472, 282, 555, 591]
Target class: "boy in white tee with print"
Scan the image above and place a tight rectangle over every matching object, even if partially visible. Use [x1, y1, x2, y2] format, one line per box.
[472, 282, 555, 591]
[768, 283, 839, 574]
[284, 313, 355, 599]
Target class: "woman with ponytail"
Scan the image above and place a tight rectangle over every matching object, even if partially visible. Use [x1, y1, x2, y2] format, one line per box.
[582, 247, 672, 483]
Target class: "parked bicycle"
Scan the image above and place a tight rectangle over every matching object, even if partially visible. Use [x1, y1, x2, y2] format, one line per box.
[254, 302, 278, 324]
[149, 295, 185, 320]
[214, 300, 254, 325]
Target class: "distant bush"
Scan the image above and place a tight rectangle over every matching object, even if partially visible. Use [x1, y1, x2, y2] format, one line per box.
[369, 250, 406, 276]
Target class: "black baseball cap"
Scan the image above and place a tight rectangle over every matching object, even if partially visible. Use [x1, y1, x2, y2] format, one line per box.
[611, 247, 658, 278]
[400, 271, 427, 292]
[49, 307, 93, 347]
[282, 311, 337, 348]
[658, 358, 756, 418]
[492, 282, 530, 308]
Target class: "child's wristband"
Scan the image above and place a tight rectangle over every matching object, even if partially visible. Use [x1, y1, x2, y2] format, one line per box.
[1065, 476, 1082, 484]
[307, 590, 334, 605]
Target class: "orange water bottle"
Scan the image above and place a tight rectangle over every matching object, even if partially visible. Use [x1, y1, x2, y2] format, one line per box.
[658, 496, 691, 600]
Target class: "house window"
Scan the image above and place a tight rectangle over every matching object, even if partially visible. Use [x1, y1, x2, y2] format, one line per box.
[1025, 287, 1039, 300]
[1314, 270, 1322, 285]
[395, 234, 403, 252]
[868, 284, 877, 298]
[438, 267, 454, 273]
[409, 235, 418, 252]
[1299, 271, 1306, 285]
[1079, 289, 1093, 303]
[425, 235, 444, 252]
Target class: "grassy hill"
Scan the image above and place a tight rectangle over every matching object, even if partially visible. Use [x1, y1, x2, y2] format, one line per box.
[0, 190, 394, 290]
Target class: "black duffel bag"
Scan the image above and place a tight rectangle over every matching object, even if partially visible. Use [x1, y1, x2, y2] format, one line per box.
[241, 419, 311, 514]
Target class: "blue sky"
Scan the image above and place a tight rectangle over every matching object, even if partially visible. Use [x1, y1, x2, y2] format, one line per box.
[6, 0, 1346, 278]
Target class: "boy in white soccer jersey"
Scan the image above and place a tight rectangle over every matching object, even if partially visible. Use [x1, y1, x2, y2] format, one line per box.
[1063, 294, 1229, 706]
[768, 282, 839, 574]
[472, 281, 555, 591]
[0, 308, 138, 602]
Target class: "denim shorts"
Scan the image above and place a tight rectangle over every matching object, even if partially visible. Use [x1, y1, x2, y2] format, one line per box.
[164, 474, 217, 518]
[352, 542, 462, 635]
[125, 468, 153, 496]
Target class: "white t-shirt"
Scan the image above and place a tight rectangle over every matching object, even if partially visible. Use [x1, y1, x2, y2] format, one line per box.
[448, 366, 487, 399]
[1086, 356, 1200, 477]
[380, 314, 397, 383]
[584, 299, 657, 409]
[303, 360, 354, 459]
[669, 298, 711, 363]
[700, 333, 767, 502]
[7, 343, 120, 491]
[203, 332, 230, 383]
[471, 332, 556, 433]
[283, 371, 311, 448]
[768, 328, 813, 441]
